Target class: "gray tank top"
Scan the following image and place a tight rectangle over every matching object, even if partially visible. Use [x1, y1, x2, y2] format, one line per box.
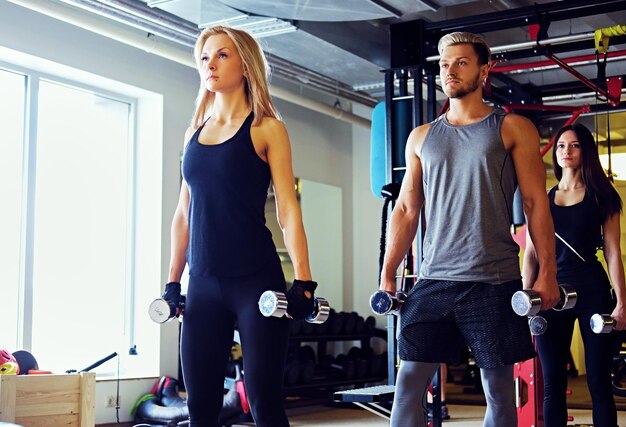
[418, 109, 520, 284]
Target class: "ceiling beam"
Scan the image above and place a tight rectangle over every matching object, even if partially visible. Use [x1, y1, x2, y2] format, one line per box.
[423, 0, 626, 36]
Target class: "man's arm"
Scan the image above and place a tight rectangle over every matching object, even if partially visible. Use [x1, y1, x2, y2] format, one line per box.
[505, 114, 560, 310]
[379, 125, 427, 293]
[521, 229, 539, 290]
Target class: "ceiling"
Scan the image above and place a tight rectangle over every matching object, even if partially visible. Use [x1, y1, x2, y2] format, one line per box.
[53, 0, 626, 140]
[136, 0, 626, 98]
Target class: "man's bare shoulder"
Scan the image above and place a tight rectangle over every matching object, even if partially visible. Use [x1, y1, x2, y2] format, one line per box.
[408, 123, 432, 155]
[502, 112, 540, 146]
[502, 112, 536, 132]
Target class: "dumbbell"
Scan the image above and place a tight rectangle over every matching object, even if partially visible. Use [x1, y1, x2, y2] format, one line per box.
[258, 291, 331, 323]
[528, 315, 548, 336]
[331, 354, 357, 379]
[148, 295, 186, 323]
[511, 284, 577, 316]
[297, 346, 317, 384]
[590, 313, 616, 334]
[283, 359, 301, 386]
[369, 290, 407, 315]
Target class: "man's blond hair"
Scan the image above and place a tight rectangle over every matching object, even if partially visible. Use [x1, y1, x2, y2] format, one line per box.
[438, 32, 491, 65]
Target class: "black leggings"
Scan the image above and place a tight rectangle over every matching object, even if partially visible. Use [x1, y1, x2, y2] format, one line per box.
[536, 304, 617, 427]
[180, 262, 290, 427]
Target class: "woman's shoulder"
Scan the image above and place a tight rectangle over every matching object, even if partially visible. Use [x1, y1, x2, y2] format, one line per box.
[254, 116, 288, 141]
[185, 125, 197, 140]
[183, 125, 200, 146]
[256, 116, 285, 130]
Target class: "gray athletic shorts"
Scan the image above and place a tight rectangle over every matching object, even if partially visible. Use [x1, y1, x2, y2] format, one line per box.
[398, 279, 535, 368]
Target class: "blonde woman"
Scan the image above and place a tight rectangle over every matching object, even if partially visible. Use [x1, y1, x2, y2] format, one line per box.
[163, 26, 316, 426]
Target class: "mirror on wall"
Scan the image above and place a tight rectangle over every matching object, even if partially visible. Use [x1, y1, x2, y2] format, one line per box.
[265, 178, 343, 310]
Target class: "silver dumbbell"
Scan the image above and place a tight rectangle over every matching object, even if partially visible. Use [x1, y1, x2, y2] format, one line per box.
[528, 315, 547, 336]
[258, 291, 331, 324]
[369, 290, 407, 315]
[148, 295, 186, 324]
[511, 284, 577, 316]
[590, 313, 615, 334]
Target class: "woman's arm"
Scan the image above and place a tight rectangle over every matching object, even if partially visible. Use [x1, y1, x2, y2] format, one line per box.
[264, 119, 312, 281]
[603, 212, 626, 329]
[168, 180, 190, 283]
[167, 128, 193, 283]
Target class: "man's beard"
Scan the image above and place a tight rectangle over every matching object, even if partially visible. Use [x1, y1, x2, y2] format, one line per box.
[445, 74, 481, 99]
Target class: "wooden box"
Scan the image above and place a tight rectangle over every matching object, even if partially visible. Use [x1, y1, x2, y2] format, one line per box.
[0, 373, 95, 426]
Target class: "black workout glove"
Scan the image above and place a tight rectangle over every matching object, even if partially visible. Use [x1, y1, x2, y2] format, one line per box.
[162, 282, 182, 314]
[286, 279, 318, 320]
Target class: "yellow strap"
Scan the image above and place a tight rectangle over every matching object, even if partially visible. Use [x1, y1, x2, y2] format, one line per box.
[595, 25, 626, 54]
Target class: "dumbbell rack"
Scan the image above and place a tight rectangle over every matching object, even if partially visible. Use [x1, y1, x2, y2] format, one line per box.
[282, 312, 388, 400]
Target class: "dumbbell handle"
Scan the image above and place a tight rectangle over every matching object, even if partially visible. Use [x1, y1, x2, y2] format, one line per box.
[370, 291, 407, 315]
[553, 285, 578, 311]
[258, 291, 330, 324]
[511, 284, 577, 316]
[590, 313, 615, 334]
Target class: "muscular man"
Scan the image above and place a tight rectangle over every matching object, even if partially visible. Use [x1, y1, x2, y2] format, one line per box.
[380, 32, 560, 427]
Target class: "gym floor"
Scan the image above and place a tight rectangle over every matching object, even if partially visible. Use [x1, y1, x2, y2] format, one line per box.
[276, 404, 626, 426]
[107, 405, 626, 427]
[107, 374, 626, 426]
[241, 372, 626, 426]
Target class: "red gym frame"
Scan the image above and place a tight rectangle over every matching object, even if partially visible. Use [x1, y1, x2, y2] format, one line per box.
[337, 1, 626, 427]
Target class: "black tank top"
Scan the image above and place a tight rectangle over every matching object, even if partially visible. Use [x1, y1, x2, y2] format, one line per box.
[182, 113, 277, 277]
[549, 186, 605, 284]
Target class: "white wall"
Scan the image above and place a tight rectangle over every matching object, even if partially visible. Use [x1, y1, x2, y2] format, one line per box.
[300, 179, 343, 309]
[274, 97, 355, 305]
[350, 104, 385, 326]
[0, 1, 383, 424]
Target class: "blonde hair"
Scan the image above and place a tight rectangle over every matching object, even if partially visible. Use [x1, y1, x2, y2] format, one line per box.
[438, 32, 491, 66]
[191, 25, 280, 128]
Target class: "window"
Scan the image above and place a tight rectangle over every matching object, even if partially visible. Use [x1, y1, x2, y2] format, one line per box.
[0, 68, 26, 351]
[2, 61, 160, 377]
[31, 81, 133, 373]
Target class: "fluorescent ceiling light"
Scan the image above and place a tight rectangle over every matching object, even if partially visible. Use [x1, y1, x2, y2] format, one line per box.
[199, 15, 249, 29]
[199, 16, 296, 38]
[236, 18, 297, 38]
[146, 0, 176, 6]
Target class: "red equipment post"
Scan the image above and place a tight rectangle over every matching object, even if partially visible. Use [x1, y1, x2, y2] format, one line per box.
[515, 356, 544, 427]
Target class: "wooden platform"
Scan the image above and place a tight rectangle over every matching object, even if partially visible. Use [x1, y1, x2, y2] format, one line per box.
[0, 373, 95, 427]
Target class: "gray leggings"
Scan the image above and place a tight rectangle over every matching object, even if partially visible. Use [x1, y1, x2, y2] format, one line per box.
[390, 361, 516, 427]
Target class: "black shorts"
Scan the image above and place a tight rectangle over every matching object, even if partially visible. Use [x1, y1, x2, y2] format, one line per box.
[398, 279, 535, 368]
